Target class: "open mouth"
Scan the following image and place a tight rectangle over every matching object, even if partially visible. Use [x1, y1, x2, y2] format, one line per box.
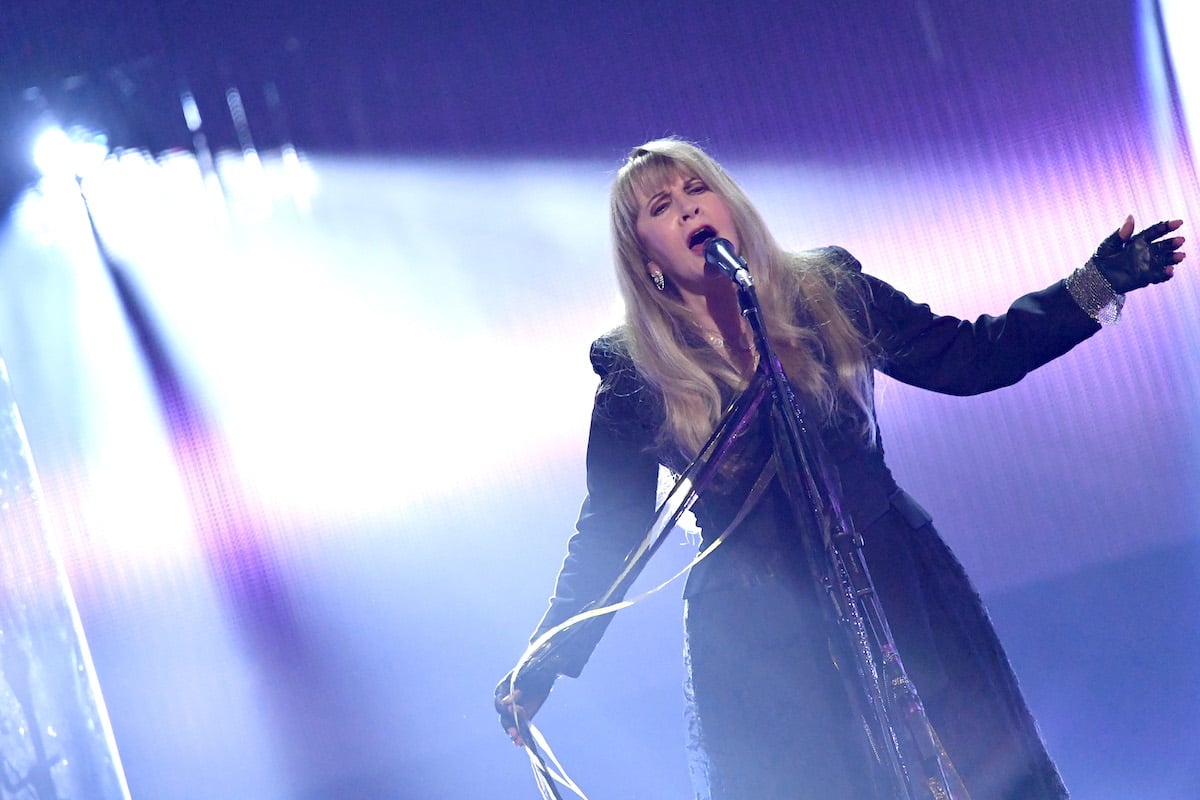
[687, 225, 717, 250]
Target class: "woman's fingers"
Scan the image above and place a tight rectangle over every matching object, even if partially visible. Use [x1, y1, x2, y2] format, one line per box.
[1135, 218, 1183, 242]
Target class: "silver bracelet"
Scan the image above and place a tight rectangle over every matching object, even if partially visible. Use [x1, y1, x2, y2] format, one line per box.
[1066, 260, 1125, 326]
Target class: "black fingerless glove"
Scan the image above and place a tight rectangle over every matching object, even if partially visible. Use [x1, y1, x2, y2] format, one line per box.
[493, 662, 558, 733]
[1087, 220, 1178, 294]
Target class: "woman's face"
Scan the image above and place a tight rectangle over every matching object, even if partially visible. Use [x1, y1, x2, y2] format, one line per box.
[634, 170, 739, 298]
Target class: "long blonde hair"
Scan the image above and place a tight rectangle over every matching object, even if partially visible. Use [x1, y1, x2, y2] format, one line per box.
[609, 137, 876, 459]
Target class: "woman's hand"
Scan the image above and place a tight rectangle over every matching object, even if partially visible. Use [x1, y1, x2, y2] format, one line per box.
[1089, 216, 1186, 293]
[494, 669, 555, 748]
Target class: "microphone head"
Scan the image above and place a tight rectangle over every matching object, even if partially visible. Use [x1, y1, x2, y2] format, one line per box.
[703, 237, 746, 280]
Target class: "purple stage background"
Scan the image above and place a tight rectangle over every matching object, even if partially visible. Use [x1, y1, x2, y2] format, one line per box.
[1, 1, 1198, 798]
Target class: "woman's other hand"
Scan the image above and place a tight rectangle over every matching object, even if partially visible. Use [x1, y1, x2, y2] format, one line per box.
[1089, 216, 1186, 293]
[494, 669, 555, 748]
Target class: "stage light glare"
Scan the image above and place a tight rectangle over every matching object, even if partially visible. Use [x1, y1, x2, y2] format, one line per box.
[32, 126, 72, 178]
[32, 125, 110, 182]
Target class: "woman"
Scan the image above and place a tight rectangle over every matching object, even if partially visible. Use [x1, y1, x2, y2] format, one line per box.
[494, 137, 1185, 799]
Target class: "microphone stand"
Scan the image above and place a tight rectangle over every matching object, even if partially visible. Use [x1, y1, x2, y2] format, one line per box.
[705, 239, 959, 800]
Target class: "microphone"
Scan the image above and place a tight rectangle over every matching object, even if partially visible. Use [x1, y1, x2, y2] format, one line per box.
[704, 238, 752, 288]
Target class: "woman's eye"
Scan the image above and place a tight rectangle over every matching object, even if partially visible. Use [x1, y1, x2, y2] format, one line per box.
[651, 201, 669, 216]
[686, 182, 707, 194]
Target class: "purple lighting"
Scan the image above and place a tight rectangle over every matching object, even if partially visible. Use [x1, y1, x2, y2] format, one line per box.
[0, 1, 1196, 798]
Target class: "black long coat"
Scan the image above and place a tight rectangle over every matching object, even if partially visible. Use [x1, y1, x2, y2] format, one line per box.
[529, 247, 1098, 799]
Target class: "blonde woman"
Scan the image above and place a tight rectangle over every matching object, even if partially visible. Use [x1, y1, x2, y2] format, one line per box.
[495, 138, 1185, 799]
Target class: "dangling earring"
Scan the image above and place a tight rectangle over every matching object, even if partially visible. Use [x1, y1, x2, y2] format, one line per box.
[649, 270, 666, 291]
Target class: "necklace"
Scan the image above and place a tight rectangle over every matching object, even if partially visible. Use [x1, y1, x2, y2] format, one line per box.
[704, 331, 754, 351]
